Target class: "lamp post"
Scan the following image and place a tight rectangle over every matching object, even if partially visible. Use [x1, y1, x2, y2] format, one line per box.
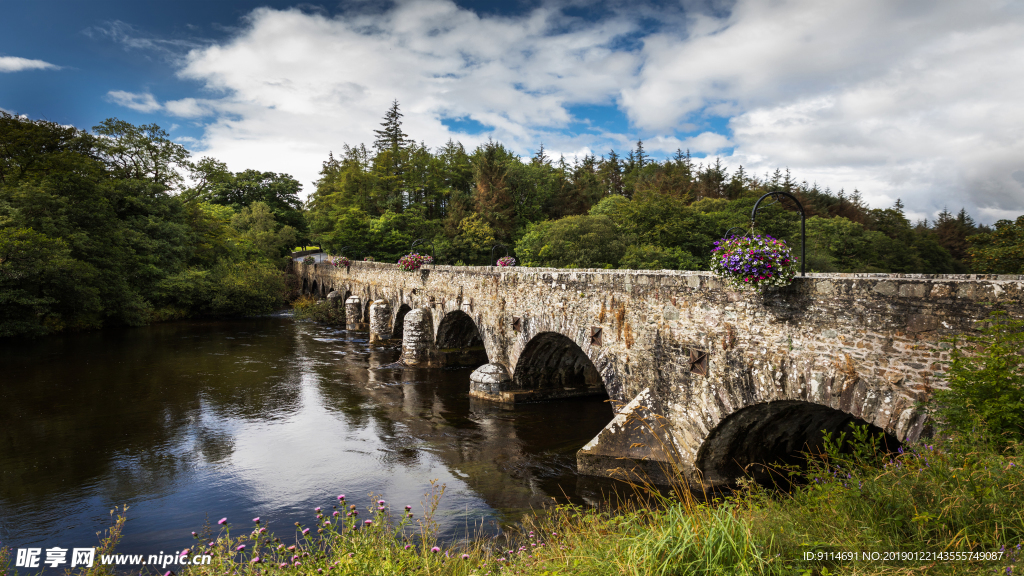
[490, 244, 509, 266]
[750, 191, 806, 276]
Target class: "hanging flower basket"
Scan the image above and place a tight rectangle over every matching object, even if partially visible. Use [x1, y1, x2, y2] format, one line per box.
[496, 256, 516, 267]
[327, 255, 351, 268]
[711, 234, 797, 290]
[302, 256, 316, 265]
[398, 253, 433, 272]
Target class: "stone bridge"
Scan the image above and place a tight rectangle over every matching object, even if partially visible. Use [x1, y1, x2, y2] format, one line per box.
[295, 261, 1024, 486]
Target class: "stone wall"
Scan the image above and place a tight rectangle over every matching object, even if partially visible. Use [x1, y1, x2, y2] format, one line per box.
[295, 261, 1024, 484]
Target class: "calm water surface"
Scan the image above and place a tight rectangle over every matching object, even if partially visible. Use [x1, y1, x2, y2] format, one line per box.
[0, 315, 616, 560]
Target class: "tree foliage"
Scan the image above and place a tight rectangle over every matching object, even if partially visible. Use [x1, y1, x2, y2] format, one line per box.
[0, 112, 292, 337]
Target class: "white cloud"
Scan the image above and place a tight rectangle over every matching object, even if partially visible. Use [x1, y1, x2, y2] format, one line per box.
[0, 56, 59, 72]
[623, 0, 1024, 220]
[107, 0, 1024, 221]
[106, 90, 162, 112]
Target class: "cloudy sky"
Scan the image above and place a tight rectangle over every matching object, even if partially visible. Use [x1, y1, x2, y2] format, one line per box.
[2, 0, 1023, 223]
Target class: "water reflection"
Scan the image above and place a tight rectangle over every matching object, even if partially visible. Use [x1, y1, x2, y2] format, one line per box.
[0, 316, 617, 561]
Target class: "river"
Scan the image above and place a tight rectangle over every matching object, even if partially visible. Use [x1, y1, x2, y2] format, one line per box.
[0, 315, 618, 562]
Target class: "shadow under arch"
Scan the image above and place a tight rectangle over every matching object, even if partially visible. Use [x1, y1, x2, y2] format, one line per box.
[300, 278, 309, 294]
[393, 304, 412, 340]
[511, 332, 607, 400]
[310, 280, 319, 297]
[694, 400, 902, 487]
[434, 310, 488, 368]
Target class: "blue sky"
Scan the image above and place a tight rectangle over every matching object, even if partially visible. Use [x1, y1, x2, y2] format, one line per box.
[3, 0, 1024, 223]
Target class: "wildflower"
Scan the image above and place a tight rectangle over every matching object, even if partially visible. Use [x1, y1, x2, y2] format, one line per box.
[191, 531, 197, 537]
[315, 507, 321, 512]
[323, 520, 331, 526]
[302, 528, 310, 535]
[377, 499, 385, 505]
[378, 506, 385, 511]
[338, 494, 345, 500]
[208, 542, 214, 547]
[431, 547, 441, 553]
[250, 557, 261, 564]
[288, 546, 296, 551]
[218, 518, 228, 525]
[364, 520, 373, 526]
[236, 545, 245, 551]
[405, 545, 412, 550]
[405, 505, 412, 511]
[407, 513, 413, 518]
[348, 553, 354, 559]
[253, 517, 260, 523]
[279, 563, 289, 568]
[180, 549, 191, 556]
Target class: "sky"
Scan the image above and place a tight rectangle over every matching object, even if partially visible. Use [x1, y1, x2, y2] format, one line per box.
[2, 0, 1023, 223]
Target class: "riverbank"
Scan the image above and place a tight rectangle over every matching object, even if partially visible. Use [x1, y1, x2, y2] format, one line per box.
[4, 428, 1018, 576]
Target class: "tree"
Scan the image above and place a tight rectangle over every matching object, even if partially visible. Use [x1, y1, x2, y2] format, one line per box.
[968, 216, 1024, 273]
[472, 141, 516, 241]
[92, 118, 190, 189]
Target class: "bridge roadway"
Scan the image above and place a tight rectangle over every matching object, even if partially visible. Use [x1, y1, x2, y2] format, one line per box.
[296, 261, 1024, 487]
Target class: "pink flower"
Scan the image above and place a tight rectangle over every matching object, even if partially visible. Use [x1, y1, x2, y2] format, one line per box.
[236, 545, 245, 551]
[253, 517, 260, 523]
[431, 547, 441, 553]
[218, 518, 227, 525]
[337, 495, 345, 500]
[364, 520, 372, 525]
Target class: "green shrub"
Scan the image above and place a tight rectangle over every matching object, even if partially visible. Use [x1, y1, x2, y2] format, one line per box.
[934, 311, 1024, 445]
[209, 260, 288, 316]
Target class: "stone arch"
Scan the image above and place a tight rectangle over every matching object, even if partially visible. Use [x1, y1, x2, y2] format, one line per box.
[301, 277, 308, 294]
[511, 332, 607, 400]
[393, 304, 412, 340]
[694, 400, 902, 486]
[310, 280, 319, 297]
[434, 310, 488, 367]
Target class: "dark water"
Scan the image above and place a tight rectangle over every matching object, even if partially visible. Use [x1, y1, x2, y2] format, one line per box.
[0, 315, 617, 562]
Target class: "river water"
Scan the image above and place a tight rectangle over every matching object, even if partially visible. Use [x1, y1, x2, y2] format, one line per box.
[0, 315, 617, 561]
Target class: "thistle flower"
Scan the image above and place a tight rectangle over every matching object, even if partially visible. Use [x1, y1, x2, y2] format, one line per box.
[218, 518, 227, 525]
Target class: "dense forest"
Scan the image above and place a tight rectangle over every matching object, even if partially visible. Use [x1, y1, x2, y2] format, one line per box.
[309, 102, 1023, 274]
[0, 112, 304, 337]
[3, 103, 1023, 337]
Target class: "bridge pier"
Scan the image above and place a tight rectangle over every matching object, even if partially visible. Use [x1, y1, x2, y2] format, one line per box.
[344, 296, 362, 329]
[468, 364, 511, 401]
[368, 300, 392, 344]
[401, 308, 434, 366]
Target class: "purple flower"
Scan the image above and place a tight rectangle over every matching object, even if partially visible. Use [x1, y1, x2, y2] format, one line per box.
[462, 554, 470, 560]
[314, 507, 321, 512]
[431, 547, 441, 553]
[333, 511, 339, 517]
[235, 545, 245, 551]
[337, 494, 345, 500]
[253, 517, 260, 523]
[191, 531, 197, 537]
[302, 528, 310, 535]
[377, 499, 385, 505]
[279, 562, 289, 568]
[405, 505, 412, 511]
[180, 549, 190, 556]
[250, 557, 261, 564]
[218, 518, 227, 525]
[404, 545, 412, 550]
[364, 520, 372, 525]
[323, 520, 331, 526]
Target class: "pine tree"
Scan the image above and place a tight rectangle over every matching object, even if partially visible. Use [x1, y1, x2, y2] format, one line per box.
[373, 100, 412, 155]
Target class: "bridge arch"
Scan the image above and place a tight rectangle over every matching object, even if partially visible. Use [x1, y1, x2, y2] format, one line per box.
[511, 332, 607, 399]
[434, 310, 488, 367]
[694, 400, 902, 485]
